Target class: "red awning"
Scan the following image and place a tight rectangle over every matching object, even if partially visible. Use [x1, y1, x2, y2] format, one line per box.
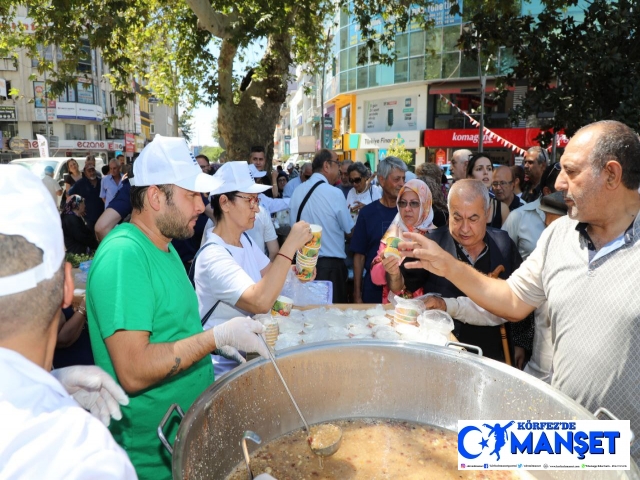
[423, 128, 569, 149]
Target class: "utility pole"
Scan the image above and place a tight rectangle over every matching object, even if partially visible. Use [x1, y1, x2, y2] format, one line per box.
[319, 27, 332, 140]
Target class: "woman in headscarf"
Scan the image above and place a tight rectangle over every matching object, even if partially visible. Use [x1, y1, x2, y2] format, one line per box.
[60, 194, 98, 254]
[370, 179, 436, 303]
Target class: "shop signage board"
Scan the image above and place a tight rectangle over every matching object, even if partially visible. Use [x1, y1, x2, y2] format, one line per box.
[0, 106, 17, 120]
[290, 135, 316, 154]
[35, 107, 56, 121]
[28, 139, 125, 151]
[356, 130, 421, 150]
[424, 128, 570, 149]
[56, 102, 77, 119]
[364, 95, 417, 133]
[125, 133, 135, 153]
[322, 116, 333, 149]
[435, 148, 447, 166]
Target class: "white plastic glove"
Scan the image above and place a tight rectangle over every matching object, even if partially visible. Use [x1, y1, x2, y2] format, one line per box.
[212, 317, 270, 361]
[51, 365, 129, 427]
[254, 474, 278, 480]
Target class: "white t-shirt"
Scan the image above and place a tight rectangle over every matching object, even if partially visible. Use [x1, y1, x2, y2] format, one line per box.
[0, 347, 137, 480]
[42, 175, 62, 206]
[346, 185, 382, 210]
[194, 232, 270, 377]
[246, 206, 278, 256]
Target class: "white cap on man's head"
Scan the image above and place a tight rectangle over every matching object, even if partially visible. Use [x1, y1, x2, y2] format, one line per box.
[0, 165, 65, 296]
[211, 161, 271, 195]
[248, 164, 267, 179]
[130, 135, 222, 193]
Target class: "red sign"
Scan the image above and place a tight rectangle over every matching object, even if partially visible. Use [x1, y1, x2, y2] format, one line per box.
[435, 148, 447, 166]
[424, 128, 569, 149]
[125, 133, 135, 153]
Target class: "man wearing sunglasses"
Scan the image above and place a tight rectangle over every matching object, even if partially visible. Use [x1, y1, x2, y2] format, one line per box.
[68, 157, 104, 233]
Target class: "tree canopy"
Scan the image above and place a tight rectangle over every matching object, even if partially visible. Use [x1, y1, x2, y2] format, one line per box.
[458, 0, 640, 141]
[1, 0, 439, 161]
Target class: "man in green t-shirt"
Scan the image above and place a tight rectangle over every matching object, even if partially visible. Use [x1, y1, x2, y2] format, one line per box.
[87, 135, 270, 480]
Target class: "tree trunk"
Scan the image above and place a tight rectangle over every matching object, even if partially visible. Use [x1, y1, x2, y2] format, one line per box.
[217, 32, 291, 167]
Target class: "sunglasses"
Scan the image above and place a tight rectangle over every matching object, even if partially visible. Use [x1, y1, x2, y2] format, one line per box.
[349, 177, 363, 184]
[398, 200, 420, 209]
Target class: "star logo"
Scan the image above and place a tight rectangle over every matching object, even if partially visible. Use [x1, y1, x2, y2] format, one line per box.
[480, 437, 489, 449]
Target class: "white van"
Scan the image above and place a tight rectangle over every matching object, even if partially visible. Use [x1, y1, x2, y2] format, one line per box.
[9, 156, 106, 186]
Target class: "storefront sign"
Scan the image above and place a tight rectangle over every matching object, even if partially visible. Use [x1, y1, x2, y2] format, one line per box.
[28, 139, 124, 151]
[290, 135, 316, 154]
[35, 107, 57, 121]
[364, 95, 417, 133]
[333, 137, 343, 150]
[125, 133, 135, 153]
[0, 78, 7, 98]
[435, 148, 447, 166]
[135, 135, 146, 152]
[9, 137, 27, 152]
[322, 116, 333, 149]
[56, 102, 77, 119]
[424, 128, 570, 149]
[0, 106, 17, 120]
[356, 131, 421, 150]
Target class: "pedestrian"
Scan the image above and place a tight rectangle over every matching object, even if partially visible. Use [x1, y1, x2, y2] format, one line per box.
[100, 159, 123, 208]
[350, 156, 406, 303]
[370, 179, 436, 303]
[289, 149, 355, 303]
[492, 166, 525, 212]
[61, 194, 98, 254]
[0, 165, 135, 479]
[399, 120, 640, 462]
[337, 159, 353, 198]
[345, 161, 382, 222]
[86, 135, 270, 479]
[521, 146, 548, 202]
[283, 162, 312, 198]
[467, 153, 509, 227]
[194, 161, 312, 377]
[42, 165, 62, 206]
[68, 157, 104, 231]
[394, 180, 527, 362]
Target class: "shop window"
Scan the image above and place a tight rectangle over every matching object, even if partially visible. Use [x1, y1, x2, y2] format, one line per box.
[348, 24, 358, 47]
[443, 25, 461, 52]
[31, 44, 53, 67]
[394, 59, 408, 83]
[65, 124, 86, 140]
[32, 122, 53, 138]
[348, 47, 357, 70]
[340, 105, 351, 135]
[340, 8, 350, 27]
[409, 31, 425, 57]
[368, 64, 379, 87]
[379, 63, 394, 86]
[339, 72, 348, 93]
[436, 95, 452, 114]
[425, 30, 442, 54]
[339, 50, 349, 72]
[78, 40, 92, 73]
[340, 27, 349, 50]
[347, 70, 357, 91]
[357, 66, 368, 89]
[460, 56, 478, 77]
[395, 33, 409, 59]
[498, 47, 517, 75]
[425, 55, 442, 80]
[409, 56, 425, 82]
[93, 124, 103, 140]
[442, 52, 460, 78]
[77, 83, 94, 104]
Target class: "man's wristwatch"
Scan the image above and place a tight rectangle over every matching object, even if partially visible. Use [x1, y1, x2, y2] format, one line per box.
[76, 305, 87, 317]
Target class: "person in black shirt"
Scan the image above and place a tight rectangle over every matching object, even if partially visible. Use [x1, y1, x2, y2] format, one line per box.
[61, 195, 99, 254]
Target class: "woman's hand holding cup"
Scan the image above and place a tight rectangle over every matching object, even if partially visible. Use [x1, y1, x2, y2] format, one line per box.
[287, 221, 313, 252]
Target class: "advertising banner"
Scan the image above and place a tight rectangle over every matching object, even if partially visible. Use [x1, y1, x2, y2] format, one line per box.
[364, 95, 417, 133]
[356, 131, 421, 150]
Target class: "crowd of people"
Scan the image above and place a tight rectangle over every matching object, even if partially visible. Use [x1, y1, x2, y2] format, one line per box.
[2, 120, 638, 479]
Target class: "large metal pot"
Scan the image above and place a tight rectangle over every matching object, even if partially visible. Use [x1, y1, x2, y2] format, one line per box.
[163, 340, 638, 479]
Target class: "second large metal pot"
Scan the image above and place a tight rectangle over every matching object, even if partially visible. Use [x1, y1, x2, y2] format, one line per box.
[165, 340, 638, 479]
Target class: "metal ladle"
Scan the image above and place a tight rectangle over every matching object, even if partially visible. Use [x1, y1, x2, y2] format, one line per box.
[259, 336, 342, 457]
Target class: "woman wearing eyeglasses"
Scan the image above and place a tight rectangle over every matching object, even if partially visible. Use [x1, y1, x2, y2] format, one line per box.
[345, 161, 382, 222]
[193, 161, 313, 377]
[370, 179, 436, 303]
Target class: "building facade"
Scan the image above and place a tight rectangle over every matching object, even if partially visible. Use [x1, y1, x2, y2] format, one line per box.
[0, 7, 179, 163]
[275, 0, 587, 170]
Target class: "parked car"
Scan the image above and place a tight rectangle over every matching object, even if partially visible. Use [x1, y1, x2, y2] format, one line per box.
[9, 156, 106, 187]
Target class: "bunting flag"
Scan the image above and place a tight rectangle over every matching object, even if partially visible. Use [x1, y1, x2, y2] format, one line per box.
[439, 94, 527, 155]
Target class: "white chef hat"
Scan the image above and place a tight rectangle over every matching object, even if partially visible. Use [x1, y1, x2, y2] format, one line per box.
[0, 165, 65, 296]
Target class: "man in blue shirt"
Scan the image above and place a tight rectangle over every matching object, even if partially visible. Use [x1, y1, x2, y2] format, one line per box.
[283, 162, 312, 198]
[350, 156, 406, 303]
[290, 150, 355, 303]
